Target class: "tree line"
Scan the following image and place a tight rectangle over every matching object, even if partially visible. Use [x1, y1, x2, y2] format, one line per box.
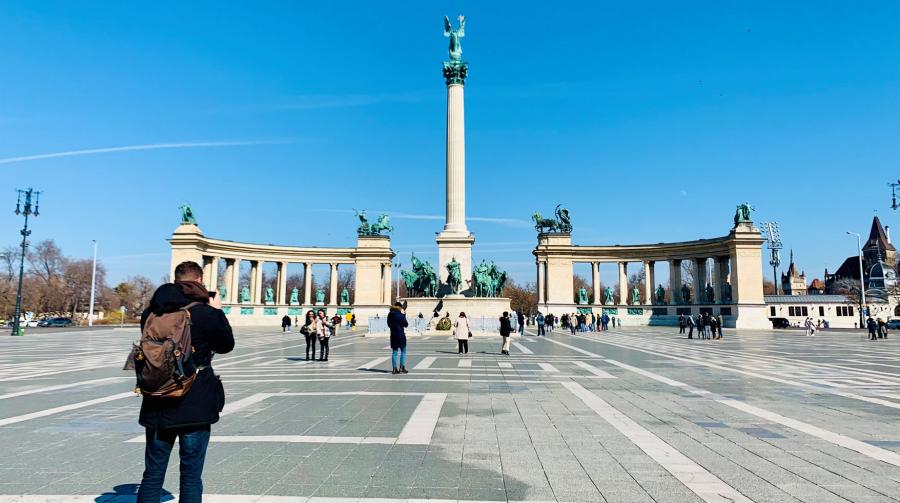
[0, 240, 156, 323]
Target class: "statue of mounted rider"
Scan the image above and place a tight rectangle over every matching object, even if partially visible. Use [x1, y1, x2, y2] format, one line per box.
[355, 209, 393, 236]
[401, 254, 439, 297]
[531, 205, 573, 234]
[471, 260, 507, 297]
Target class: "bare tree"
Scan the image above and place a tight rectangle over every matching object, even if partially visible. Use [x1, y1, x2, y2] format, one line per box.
[506, 279, 537, 315]
[337, 269, 355, 303]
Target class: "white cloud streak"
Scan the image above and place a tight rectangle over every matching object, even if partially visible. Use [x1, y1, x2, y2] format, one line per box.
[0, 140, 289, 165]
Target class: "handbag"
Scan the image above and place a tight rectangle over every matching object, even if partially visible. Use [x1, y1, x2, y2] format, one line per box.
[468, 331, 472, 338]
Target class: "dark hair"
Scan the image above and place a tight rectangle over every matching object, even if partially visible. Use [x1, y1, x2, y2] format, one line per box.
[305, 310, 315, 318]
[393, 301, 403, 308]
[317, 309, 326, 315]
[459, 312, 466, 317]
[502, 311, 509, 317]
[174, 261, 203, 281]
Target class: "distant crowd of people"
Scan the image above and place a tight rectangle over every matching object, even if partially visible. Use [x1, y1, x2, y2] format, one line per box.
[677, 313, 725, 340]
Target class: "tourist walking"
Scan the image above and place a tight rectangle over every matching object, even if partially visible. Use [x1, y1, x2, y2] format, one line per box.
[589, 312, 596, 332]
[569, 314, 577, 335]
[499, 311, 512, 355]
[517, 311, 525, 336]
[804, 317, 815, 337]
[546, 313, 555, 333]
[316, 309, 334, 361]
[536, 312, 546, 336]
[687, 314, 695, 339]
[281, 314, 292, 333]
[716, 314, 724, 340]
[387, 302, 409, 374]
[678, 314, 686, 334]
[600, 313, 609, 331]
[301, 310, 317, 360]
[135, 261, 235, 503]
[878, 318, 887, 339]
[704, 313, 713, 339]
[455, 312, 470, 354]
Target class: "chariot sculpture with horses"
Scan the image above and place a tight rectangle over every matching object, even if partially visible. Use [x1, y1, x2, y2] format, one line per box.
[532, 204, 572, 234]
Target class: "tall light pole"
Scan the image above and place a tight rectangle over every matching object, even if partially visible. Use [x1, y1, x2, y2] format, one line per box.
[11, 189, 40, 336]
[760, 221, 782, 295]
[846, 231, 867, 327]
[88, 240, 98, 327]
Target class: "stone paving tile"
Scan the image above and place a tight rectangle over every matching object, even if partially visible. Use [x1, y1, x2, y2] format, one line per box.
[3, 327, 900, 502]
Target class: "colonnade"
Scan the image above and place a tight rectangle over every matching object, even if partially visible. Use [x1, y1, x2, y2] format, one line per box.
[532, 221, 768, 328]
[199, 258, 360, 306]
[170, 224, 394, 311]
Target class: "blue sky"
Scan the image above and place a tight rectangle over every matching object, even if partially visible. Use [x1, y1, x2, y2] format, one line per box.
[2, 1, 898, 286]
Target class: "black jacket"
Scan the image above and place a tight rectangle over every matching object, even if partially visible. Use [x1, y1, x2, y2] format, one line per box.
[387, 307, 408, 349]
[499, 316, 512, 336]
[138, 283, 235, 429]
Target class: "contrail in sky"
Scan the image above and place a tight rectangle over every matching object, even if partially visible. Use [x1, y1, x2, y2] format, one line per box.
[0, 140, 288, 165]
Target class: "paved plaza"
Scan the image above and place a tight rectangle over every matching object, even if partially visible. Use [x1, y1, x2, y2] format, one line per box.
[1, 325, 900, 502]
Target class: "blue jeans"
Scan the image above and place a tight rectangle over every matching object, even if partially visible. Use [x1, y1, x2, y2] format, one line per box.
[137, 426, 211, 503]
[392, 346, 407, 368]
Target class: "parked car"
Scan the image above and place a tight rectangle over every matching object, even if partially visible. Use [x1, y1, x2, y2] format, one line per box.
[770, 317, 790, 329]
[37, 317, 74, 328]
[886, 319, 900, 330]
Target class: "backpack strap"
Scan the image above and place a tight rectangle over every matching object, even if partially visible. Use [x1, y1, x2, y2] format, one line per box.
[180, 301, 203, 321]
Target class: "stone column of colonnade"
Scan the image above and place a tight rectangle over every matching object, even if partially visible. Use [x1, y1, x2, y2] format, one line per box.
[208, 258, 218, 293]
[304, 263, 313, 305]
[669, 259, 682, 304]
[618, 262, 628, 305]
[277, 262, 288, 305]
[329, 264, 339, 305]
[643, 261, 653, 305]
[227, 259, 239, 303]
[252, 261, 263, 304]
[536, 261, 546, 304]
[591, 262, 600, 304]
[383, 263, 392, 304]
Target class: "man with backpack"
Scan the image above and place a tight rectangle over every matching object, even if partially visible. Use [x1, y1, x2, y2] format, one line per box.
[133, 261, 235, 503]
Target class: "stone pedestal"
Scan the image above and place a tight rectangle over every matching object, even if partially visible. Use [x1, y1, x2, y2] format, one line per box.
[400, 296, 511, 335]
[436, 233, 475, 286]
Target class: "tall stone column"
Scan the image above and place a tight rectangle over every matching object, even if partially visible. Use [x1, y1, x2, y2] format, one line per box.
[202, 257, 213, 286]
[643, 261, 653, 305]
[669, 259, 682, 304]
[207, 257, 219, 292]
[329, 263, 339, 305]
[436, 51, 475, 288]
[303, 263, 313, 305]
[227, 259, 240, 304]
[712, 257, 723, 304]
[693, 258, 706, 305]
[277, 262, 288, 305]
[250, 261, 262, 304]
[591, 262, 600, 304]
[618, 262, 628, 305]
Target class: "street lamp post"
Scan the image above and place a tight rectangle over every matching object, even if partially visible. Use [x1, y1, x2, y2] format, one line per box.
[761, 221, 782, 295]
[846, 231, 867, 327]
[88, 240, 98, 327]
[11, 189, 40, 336]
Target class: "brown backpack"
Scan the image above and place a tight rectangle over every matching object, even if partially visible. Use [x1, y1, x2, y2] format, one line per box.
[124, 302, 199, 398]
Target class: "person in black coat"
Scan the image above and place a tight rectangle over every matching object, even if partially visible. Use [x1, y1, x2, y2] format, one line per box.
[499, 311, 512, 355]
[281, 314, 291, 332]
[136, 261, 234, 503]
[387, 302, 409, 374]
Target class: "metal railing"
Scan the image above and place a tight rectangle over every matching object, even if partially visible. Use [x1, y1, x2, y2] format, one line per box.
[367, 315, 502, 334]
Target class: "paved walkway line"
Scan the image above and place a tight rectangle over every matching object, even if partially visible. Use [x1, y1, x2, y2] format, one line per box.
[0, 495, 564, 502]
[458, 359, 472, 368]
[396, 392, 447, 445]
[541, 337, 602, 357]
[358, 356, 391, 370]
[511, 341, 533, 354]
[536, 362, 558, 373]
[719, 398, 900, 468]
[413, 356, 436, 370]
[562, 382, 753, 503]
[0, 377, 128, 400]
[0, 391, 134, 427]
[571, 361, 615, 378]
[498, 362, 513, 368]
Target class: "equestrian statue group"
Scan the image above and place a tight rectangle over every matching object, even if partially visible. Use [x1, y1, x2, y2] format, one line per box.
[532, 205, 572, 234]
[401, 255, 508, 298]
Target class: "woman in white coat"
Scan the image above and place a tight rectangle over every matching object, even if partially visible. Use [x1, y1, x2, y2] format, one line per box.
[454, 312, 470, 354]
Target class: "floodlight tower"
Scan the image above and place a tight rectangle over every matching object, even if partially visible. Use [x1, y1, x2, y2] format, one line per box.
[760, 221, 782, 295]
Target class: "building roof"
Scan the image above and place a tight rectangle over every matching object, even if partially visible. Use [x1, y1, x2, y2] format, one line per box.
[765, 294, 887, 304]
[808, 278, 825, 290]
[830, 256, 861, 280]
[864, 216, 896, 252]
